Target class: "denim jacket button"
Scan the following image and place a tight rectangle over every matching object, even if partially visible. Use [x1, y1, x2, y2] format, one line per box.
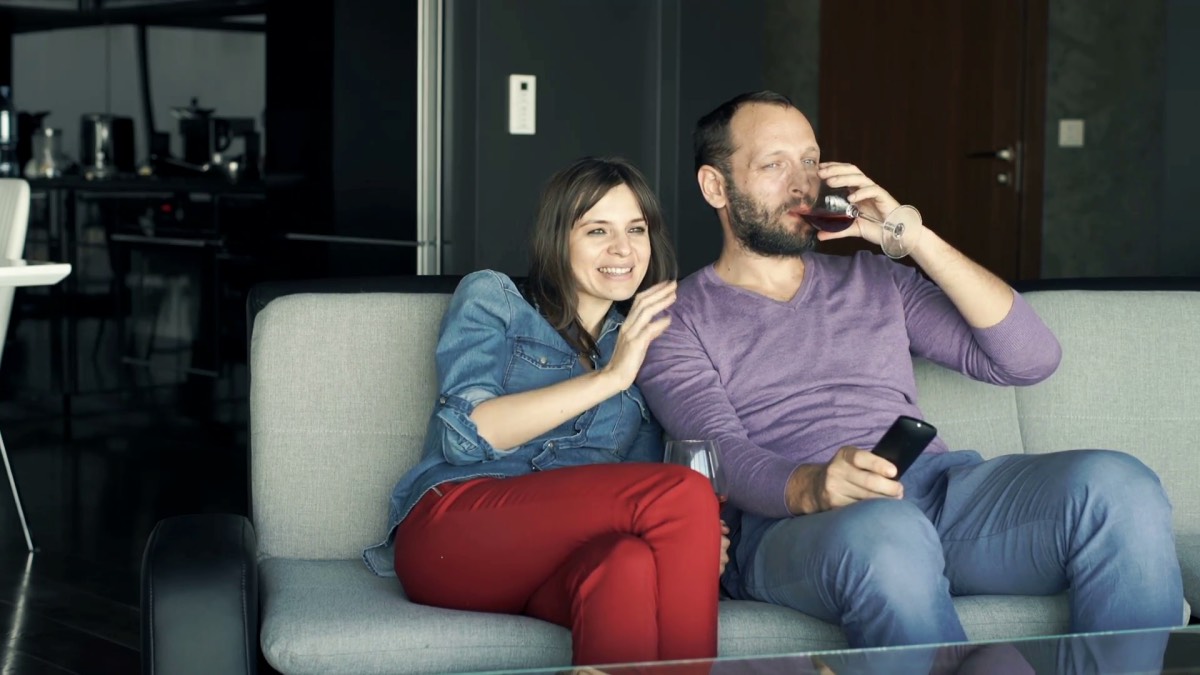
[439, 396, 446, 404]
[539, 356, 547, 365]
[547, 441, 555, 449]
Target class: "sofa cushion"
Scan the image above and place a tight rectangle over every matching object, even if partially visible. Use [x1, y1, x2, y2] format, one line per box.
[260, 559, 1082, 673]
[259, 558, 571, 675]
[251, 293, 451, 560]
[717, 600, 847, 655]
[1017, 291, 1200, 534]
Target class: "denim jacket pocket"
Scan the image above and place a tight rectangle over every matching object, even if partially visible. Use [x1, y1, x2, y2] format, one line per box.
[505, 338, 578, 393]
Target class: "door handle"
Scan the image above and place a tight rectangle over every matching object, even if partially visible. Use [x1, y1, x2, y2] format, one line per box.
[966, 146, 1014, 162]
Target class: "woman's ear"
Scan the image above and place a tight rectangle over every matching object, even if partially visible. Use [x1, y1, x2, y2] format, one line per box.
[698, 166, 728, 209]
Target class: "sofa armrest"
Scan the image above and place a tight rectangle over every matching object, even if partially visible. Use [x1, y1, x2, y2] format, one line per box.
[141, 514, 259, 675]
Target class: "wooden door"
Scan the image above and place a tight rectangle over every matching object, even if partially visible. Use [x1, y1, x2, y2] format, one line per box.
[816, 0, 1046, 281]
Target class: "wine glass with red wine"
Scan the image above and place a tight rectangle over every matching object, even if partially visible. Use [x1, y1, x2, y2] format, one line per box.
[664, 440, 729, 502]
[797, 179, 923, 258]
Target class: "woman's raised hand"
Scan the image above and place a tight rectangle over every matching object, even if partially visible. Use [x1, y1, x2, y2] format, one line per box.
[602, 280, 676, 390]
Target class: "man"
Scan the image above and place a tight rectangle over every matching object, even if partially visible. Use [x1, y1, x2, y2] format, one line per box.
[636, 90, 1183, 648]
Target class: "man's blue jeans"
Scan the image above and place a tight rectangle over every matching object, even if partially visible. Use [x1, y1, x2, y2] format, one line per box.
[740, 449, 1184, 648]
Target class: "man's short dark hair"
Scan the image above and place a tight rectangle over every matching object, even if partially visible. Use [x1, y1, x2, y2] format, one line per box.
[693, 90, 796, 176]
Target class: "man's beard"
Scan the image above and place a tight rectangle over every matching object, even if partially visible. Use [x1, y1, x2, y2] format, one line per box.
[726, 181, 816, 257]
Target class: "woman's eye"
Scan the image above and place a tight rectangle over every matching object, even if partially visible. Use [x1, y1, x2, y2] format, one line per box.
[628, 226, 647, 234]
[588, 228, 607, 236]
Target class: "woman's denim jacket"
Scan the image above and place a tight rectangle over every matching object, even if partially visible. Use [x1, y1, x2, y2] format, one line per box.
[363, 270, 664, 576]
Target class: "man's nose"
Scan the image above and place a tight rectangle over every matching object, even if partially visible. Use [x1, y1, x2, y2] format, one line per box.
[791, 168, 817, 200]
[789, 169, 810, 196]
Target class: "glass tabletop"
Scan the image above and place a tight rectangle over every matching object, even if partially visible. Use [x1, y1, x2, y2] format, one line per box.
[465, 625, 1200, 675]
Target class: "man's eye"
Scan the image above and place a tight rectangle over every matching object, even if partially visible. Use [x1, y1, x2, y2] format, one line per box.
[763, 162, 781, 170]
[802, 158, 818, 167]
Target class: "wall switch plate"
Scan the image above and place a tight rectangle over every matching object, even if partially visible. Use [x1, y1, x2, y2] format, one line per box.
[508, 74, 536, 135]
[1058, 119, 1085, 148]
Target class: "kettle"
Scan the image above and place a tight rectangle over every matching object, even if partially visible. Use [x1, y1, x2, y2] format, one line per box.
[80, 113, 134, 179]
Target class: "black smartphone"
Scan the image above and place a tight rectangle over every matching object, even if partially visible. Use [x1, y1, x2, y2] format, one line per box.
[870, 415, 937, 479]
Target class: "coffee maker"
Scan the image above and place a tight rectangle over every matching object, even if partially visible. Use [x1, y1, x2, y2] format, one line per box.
[170, 98, 260, 181]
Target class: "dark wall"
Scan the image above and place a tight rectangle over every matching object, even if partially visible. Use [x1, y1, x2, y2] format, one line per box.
[1042, 0, 1166, 278]
[1163, 0, 1200, 275]
[332, 0, 417, 243]
[442, 0, 764, 279]
[266, 0, 417, 280]
[443, 0, 664, 276]
[0, 28, 10, 86]
[672, 0, 765, 277]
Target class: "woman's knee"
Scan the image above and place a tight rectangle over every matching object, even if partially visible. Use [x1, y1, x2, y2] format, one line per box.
[645, 463, 720, 521]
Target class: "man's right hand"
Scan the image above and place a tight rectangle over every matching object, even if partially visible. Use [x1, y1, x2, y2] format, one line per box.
[785, 446, 904, 515]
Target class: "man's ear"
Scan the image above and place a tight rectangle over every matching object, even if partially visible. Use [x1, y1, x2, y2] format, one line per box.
[698, 165, 728, 209]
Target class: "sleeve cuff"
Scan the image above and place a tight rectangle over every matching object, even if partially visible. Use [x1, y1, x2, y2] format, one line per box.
[433, 386, 506, 465]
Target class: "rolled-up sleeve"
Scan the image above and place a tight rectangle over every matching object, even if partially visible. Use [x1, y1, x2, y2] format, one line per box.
[428, 271, 515, 465]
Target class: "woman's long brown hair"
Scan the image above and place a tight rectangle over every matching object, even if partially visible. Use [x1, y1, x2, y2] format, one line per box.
[525, 157, 677, 359]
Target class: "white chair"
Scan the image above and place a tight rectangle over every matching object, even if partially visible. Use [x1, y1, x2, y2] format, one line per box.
[0, 178, 33, 551]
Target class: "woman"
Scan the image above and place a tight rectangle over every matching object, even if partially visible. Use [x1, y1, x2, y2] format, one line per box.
[370, 157, 726, 667]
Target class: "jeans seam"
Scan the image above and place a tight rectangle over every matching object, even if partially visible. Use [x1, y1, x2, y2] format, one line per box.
[940, 516, 1059, 545]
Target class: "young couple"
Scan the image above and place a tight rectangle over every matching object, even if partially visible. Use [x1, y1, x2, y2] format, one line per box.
[363, 91, 1184, 668]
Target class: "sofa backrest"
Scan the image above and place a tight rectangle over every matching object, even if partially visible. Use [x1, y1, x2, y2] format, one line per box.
[249, 282, 1200, 561]
[1018, 290, 1200, 534]
[917, 289, 1200, 534]
[250, 291, 452, 560]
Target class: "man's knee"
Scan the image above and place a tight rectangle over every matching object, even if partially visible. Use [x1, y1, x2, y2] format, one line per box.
[775, 500, 945, 581]
[1061, 450, 1171, 514]
[830, 499, 940, 553]
[770, 502, 953, 619]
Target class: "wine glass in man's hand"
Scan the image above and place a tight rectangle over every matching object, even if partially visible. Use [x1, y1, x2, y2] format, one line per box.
[664, 440, 729, 502]
[796, 176, 923, 259]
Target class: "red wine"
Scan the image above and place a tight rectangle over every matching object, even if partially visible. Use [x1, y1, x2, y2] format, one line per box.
[803, 213, 855, 233]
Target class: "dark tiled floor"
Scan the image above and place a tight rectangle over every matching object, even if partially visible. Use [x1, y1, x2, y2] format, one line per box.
[0, 377, 248, 674]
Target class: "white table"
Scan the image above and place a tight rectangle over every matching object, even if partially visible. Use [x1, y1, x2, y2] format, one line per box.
[1, 258, 72, 551]
[0, 258, 72, 287]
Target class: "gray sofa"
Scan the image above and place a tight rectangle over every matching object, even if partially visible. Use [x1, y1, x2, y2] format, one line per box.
[141, 276, 1199, 675]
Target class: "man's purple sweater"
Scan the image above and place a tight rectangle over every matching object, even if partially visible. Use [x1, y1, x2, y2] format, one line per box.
[637, 251, 1061, 519]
